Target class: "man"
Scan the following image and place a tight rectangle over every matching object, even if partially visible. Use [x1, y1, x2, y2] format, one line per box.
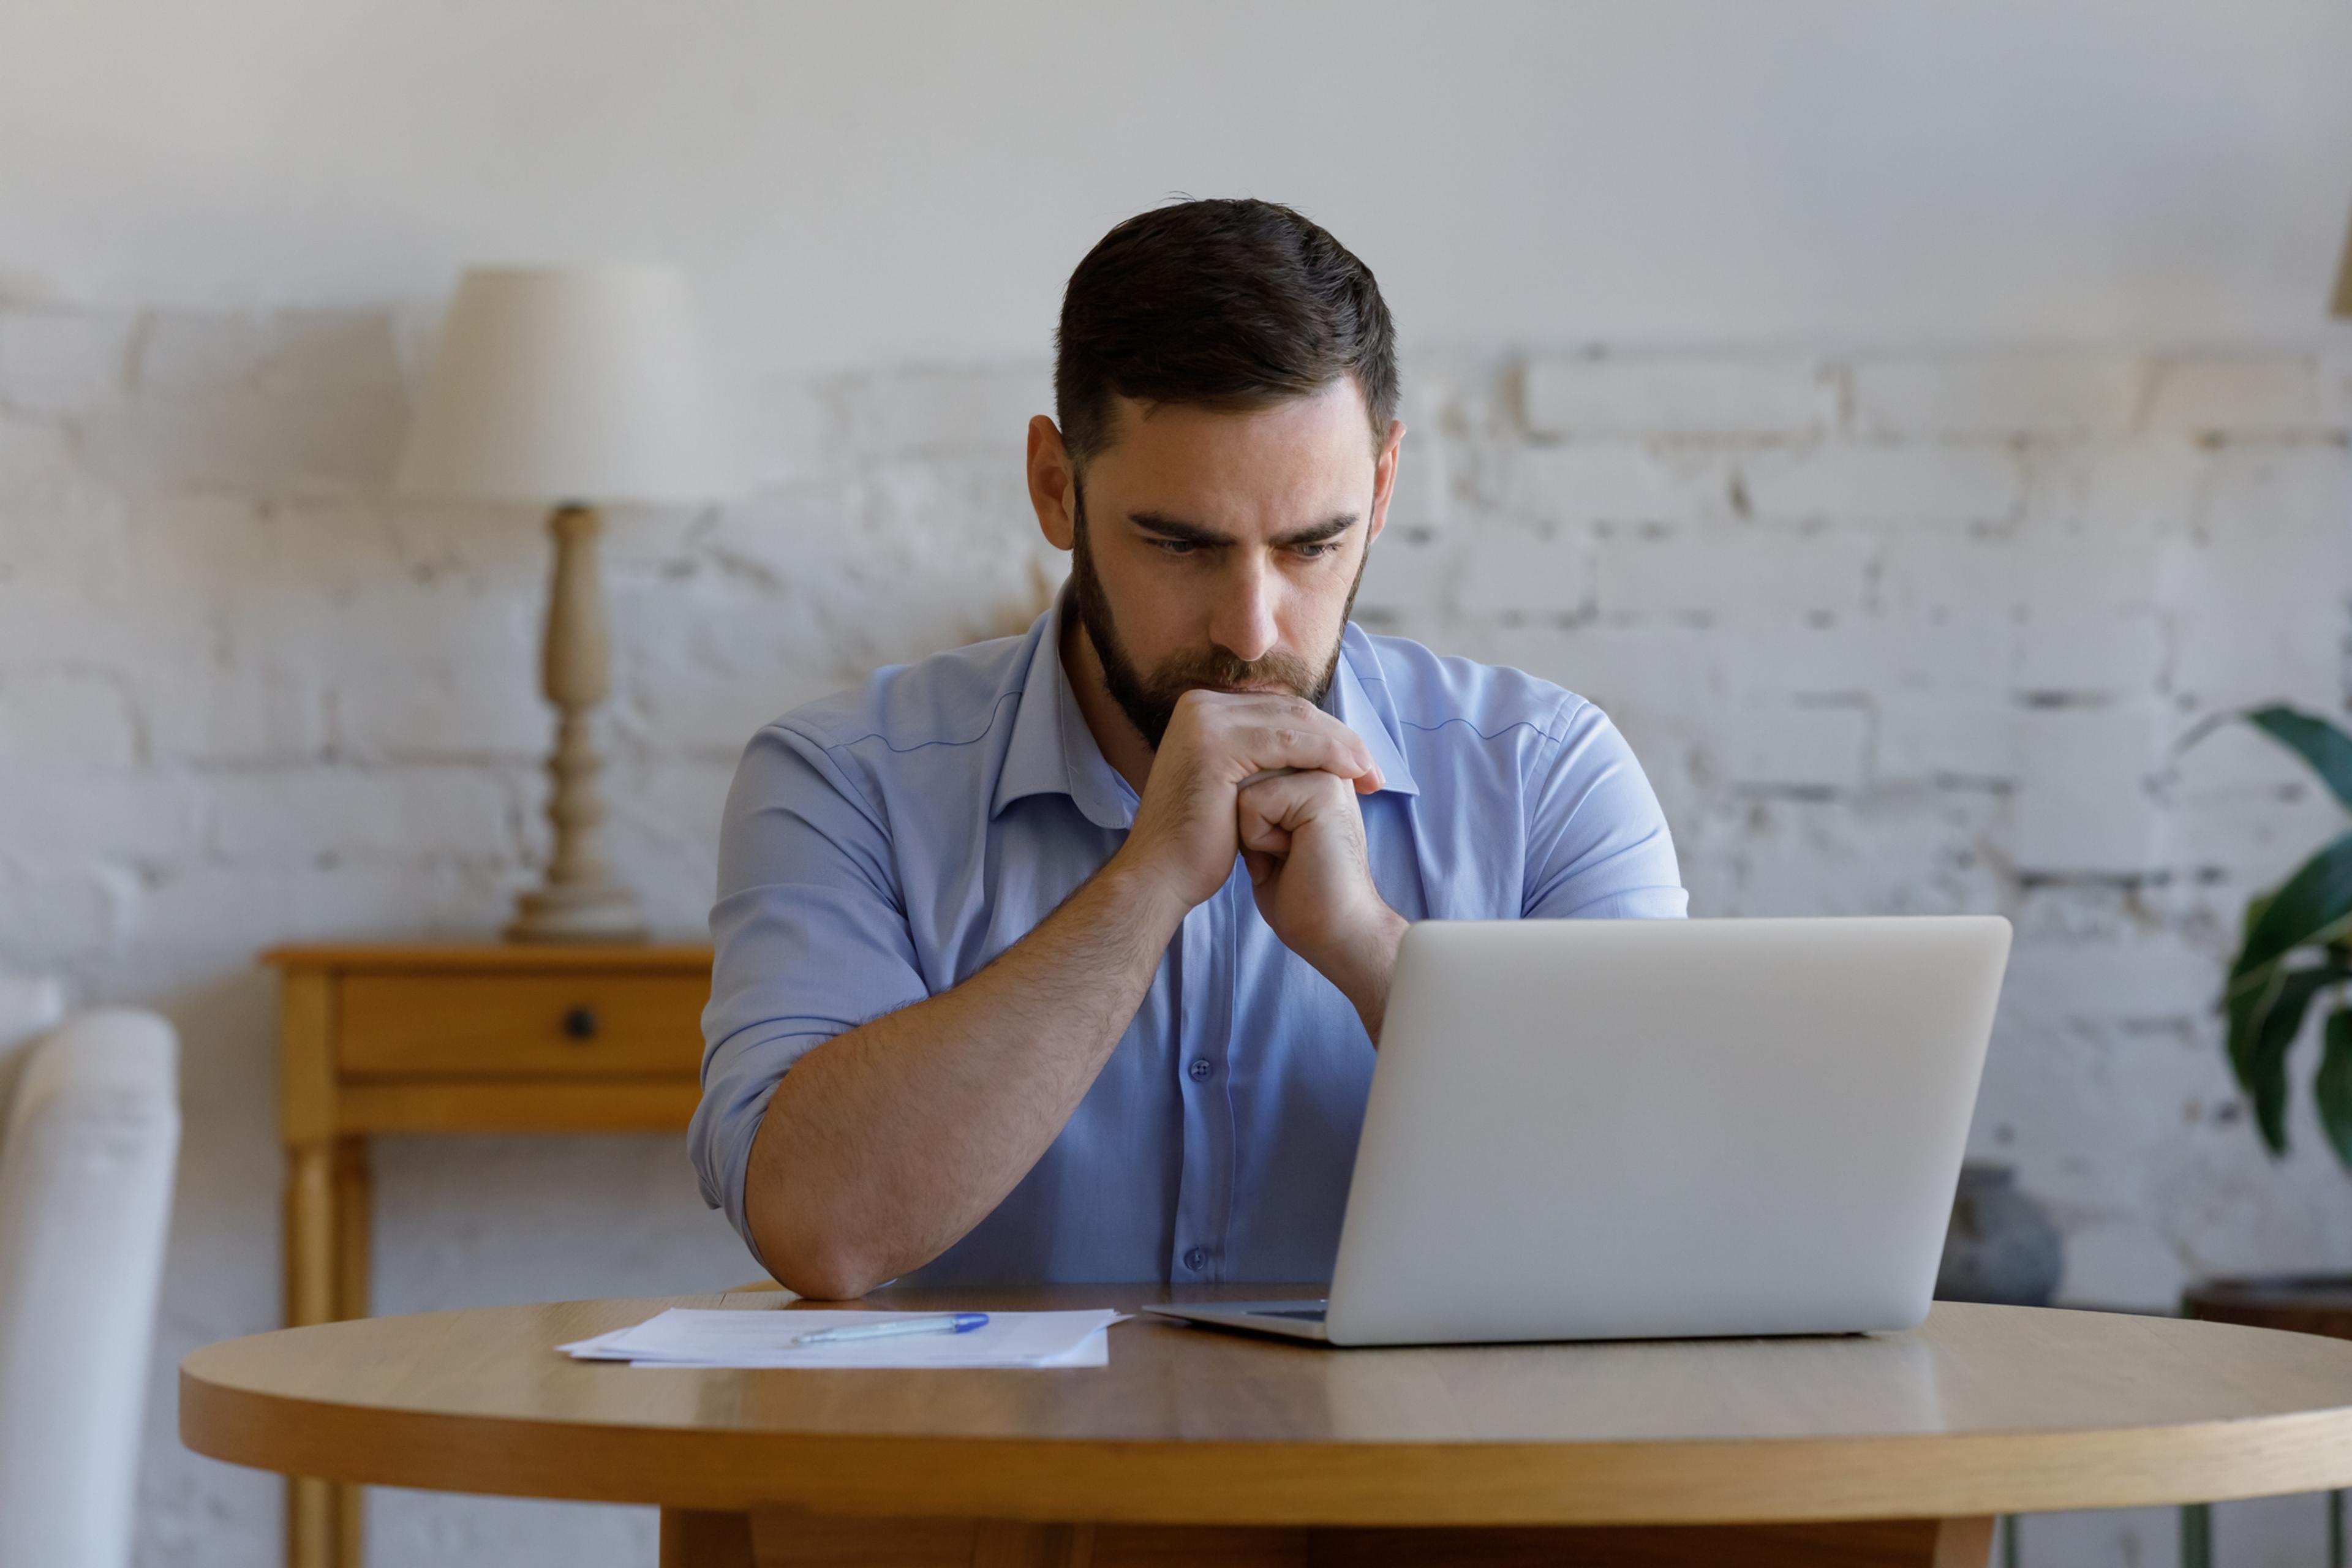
[692, 199, 1686, 1300]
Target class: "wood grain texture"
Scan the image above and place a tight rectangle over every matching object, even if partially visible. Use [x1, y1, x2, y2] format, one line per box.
[337, 971, 708, 1077]
[334, 1079, 703, 1133]
[277, 970, 337, 1142]
[181, 1287, 2352, 1526]
[263, 943, 713, 973]
[266, 939, 712, 1568]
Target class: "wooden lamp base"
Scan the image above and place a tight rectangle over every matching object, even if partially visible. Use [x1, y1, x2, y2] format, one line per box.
[507, 880, 647, 944]
[509, 502, 647, 945]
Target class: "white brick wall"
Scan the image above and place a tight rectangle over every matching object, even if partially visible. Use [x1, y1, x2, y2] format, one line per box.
[1522, 352, 1833, 437]
[1850, 353, 2144, 437]
[4, 315, 2350, 1567]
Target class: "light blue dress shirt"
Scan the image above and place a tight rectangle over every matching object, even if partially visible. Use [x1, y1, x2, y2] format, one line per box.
[693, 589, 1687, 1287]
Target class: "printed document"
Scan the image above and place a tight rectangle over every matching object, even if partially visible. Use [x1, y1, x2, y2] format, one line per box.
[559, 1308, 1122, 1369]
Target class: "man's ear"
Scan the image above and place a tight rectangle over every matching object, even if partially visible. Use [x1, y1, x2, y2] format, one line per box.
[1027, 415, 1077, 552]
[1364, 418, 1407, 549]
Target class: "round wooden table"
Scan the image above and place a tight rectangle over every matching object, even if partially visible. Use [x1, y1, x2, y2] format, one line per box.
[183, 1284, 2352, 1568]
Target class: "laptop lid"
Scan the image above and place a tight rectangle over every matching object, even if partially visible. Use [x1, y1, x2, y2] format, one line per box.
[1323, 916, 2010, 1347]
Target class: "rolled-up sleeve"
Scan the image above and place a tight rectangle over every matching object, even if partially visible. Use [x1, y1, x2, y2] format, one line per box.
[1521, 699, 1689, 921]
[689, 722, 931, 1252]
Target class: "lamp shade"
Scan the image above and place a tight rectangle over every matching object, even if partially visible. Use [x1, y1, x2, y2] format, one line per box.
[398, 265, 736, 503]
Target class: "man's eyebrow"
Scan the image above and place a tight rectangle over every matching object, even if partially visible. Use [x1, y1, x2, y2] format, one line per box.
[1272, 514, 1359, 548]
[1126, 511, 1359, 548]
[1128, 511, 1233, 546]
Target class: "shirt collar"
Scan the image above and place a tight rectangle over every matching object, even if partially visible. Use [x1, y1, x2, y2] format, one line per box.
[990, 585, 1133, 828]
[989, 584, 1419, 828]
[1330, 624, 1420, 800]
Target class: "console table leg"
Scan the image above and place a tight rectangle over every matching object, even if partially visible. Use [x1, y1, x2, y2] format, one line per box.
[663, 1509, 756, 1567]
[333, 1137, 371, 1567]
[973, 1522, 1096, 1567]
[284, 1138, 371, 1568]
[1932, 1515, 1997, 1568]
[284, 1142, 336, 1568]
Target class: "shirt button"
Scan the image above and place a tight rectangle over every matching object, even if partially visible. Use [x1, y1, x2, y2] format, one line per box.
[1187, 1058, 1213, 1081]
[1183, 1246, 1207, 1272]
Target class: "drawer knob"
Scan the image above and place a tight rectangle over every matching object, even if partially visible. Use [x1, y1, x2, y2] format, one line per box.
[562, 1006, 600, 1042]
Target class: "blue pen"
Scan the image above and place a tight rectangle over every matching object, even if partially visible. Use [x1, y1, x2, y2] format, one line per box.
[790, 1313, 989, 1348]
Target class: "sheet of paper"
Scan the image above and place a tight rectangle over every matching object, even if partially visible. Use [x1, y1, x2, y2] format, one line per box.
[557, 1307, 1124, 1369]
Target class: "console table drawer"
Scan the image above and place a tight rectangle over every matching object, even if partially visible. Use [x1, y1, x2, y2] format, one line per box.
[337, 972, 709, 1077]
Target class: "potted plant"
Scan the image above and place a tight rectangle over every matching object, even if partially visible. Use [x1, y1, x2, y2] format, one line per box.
[2215, 706, 2352, 1166]
[2183, 704, 2352, 1340]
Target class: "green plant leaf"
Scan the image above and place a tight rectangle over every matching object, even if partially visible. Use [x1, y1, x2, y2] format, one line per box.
[2242, 889, 2275, 944]
[2317, 1008, 2352, 1172]
[2228, 964, 2345, 1153]
[2231, 831, 2352, 989]
[2233, 888, 2279, 979]
[2248, 705, 2352, 814]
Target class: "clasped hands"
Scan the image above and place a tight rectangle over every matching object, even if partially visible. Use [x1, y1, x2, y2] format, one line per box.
[1116, 688, 1408, 1038]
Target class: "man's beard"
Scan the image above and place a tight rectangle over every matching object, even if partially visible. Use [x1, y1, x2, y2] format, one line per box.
[1068, 480, 1363, 750]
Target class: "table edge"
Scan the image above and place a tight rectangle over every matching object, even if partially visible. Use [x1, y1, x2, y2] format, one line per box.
[179, 1360, 2352, 1525]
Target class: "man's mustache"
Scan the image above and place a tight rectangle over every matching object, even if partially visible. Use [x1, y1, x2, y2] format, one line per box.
[1142, 649, 1323, 698]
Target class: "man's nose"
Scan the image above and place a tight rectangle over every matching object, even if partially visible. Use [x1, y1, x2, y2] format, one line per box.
[1210, 555, 1281, 663]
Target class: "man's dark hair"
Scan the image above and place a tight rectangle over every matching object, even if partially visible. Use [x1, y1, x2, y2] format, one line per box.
[1054, 198, 1398, 469]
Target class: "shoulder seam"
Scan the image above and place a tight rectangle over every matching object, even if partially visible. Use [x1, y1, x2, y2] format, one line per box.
[783, 686, 1025, 831]
[1397, 714, 1569, 747]
[761, 717, 895, 831]
[812, 687, 1025, 760]
[1528, 692, 1589, 780]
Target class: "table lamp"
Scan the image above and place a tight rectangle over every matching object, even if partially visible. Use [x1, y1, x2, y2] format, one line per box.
[398, 265, 734, 943]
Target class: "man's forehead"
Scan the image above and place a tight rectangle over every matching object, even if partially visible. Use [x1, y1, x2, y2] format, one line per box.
[1083, 402, 1374, 543]
[1092, 379, 1375, 466]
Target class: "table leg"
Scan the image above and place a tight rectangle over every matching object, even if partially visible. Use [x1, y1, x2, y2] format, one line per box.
[284, 1137, 371, 1568]
[662, 1510, 756, 1567]
[1933, 1516, 1998, 1568]
[720, 1513, 1998, 1568]
[285, 1141, 335, 1568]
[333, 1137, 371, 1567]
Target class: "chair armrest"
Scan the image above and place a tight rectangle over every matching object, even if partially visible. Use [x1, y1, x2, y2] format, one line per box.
[0, 1007, 181, 1568]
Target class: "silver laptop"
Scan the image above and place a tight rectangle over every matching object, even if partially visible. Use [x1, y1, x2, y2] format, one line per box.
[1144, 916, 2010, 1346]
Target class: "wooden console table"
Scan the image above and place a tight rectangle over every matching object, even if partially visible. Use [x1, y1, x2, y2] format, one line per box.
[262, 941, 715, 1568]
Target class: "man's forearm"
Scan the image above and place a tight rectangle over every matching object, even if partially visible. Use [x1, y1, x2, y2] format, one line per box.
[744, 855, 1188, 1298]
[1314, 903, 1409, 1043]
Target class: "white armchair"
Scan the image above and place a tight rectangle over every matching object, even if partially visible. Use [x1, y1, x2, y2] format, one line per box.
[0, 978, 181, 1568]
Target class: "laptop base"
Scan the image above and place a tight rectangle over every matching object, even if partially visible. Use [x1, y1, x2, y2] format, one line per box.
[1141, 1300, 1330, 1343]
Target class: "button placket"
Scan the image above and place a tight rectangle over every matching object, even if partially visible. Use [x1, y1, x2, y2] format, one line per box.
[1210, 872, 1244, 1268]
[1170, 902, 1220, 1283]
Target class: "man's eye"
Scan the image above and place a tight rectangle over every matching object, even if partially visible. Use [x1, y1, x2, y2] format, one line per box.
[1153, 540, 1197, 557]
[1294, 543, 1336, 560]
